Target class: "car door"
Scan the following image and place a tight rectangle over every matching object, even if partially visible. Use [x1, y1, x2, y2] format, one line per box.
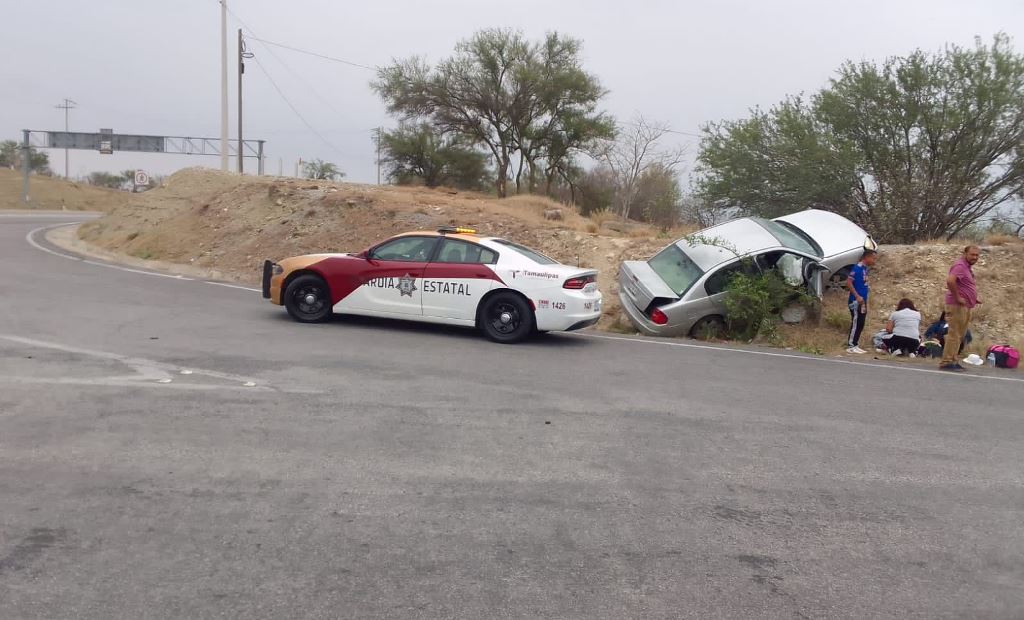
[683, 258, 759, 322]
[342, 235, 437, 316]
[422, 238, 500, 321]
[756, 250, 827, 297]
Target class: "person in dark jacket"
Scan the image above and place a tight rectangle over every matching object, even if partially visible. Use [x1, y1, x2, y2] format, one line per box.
[924, 311, 973, 353]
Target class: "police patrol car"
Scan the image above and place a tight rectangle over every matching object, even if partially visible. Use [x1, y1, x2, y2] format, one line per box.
[262, 227, 602, 343]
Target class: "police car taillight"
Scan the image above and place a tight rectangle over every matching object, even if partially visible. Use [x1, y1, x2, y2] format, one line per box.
[563, 274, 596, 289]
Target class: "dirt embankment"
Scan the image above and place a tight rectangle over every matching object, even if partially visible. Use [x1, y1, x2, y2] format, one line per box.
[63, 168, 1024, 351]
[0, 168, 130, 211]
[75, 168, 672, 330]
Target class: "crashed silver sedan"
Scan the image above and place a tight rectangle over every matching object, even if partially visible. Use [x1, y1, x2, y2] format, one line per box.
[618, 209, 875, 338]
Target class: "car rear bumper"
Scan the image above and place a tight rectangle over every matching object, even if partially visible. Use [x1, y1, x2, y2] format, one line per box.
[617, 290, 690, 337]
[534, 291, 602, 332]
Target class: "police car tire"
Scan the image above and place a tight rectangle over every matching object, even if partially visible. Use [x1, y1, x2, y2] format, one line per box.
[284, 274, 332, 323]
[480, 292, 534, 344]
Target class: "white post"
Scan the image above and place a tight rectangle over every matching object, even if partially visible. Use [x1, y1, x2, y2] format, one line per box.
[219, 0, 229, 171]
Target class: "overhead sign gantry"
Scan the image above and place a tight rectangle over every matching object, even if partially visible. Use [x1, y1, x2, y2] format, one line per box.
[19, 129, 267, 203]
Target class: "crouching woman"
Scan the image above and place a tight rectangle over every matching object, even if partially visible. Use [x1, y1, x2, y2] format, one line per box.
[886, 298, 922, 356]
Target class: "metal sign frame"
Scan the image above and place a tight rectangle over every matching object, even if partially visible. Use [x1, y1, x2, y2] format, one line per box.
[19, 129, 267, 203]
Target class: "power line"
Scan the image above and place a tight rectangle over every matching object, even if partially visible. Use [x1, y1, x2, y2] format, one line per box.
[247, 36, 378, 72]
[249, 54, 346, 158]
[663, 128, 703, 138]
[220, 3, 349, 161]
[621, 120, 702, 139]
[223, 3, 346, 118]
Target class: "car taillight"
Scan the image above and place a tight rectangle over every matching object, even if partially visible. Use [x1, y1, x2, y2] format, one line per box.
[650, 308, 668, 325]
[563, 274, 596, 289]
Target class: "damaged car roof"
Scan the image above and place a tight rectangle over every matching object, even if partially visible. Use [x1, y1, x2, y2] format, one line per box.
[676, 217, 797, 271]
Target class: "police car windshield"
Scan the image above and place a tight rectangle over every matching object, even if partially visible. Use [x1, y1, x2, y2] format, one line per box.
[491, 239, 558, 265]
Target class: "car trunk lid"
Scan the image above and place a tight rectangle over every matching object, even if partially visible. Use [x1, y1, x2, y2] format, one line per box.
[619, 260, 680, 312]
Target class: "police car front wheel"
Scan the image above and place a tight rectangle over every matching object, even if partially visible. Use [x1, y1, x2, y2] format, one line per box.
[284, 274, 332, 323]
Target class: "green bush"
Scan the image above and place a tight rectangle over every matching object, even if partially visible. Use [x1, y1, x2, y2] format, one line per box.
[723, 268, 814, 341]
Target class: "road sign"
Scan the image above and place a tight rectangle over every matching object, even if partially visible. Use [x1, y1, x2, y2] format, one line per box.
[134, 170, 150, 187]
[99, 128, 113, 154]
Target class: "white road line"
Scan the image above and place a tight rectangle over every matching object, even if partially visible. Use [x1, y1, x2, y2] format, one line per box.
[573, 332, 1024, 384]
[26, 224, 263, 291]
[0, 334, 266, 388]
[206, 281, 261, 293]
[26, 224, 195, 280]
[0, 376, 264, 392]
[0, 213, 93, 218]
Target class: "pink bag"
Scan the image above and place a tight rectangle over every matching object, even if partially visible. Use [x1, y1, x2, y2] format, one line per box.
[987, 345, 1020, 369]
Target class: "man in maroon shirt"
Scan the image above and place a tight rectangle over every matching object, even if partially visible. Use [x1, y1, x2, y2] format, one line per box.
[940, 245, 982, 371]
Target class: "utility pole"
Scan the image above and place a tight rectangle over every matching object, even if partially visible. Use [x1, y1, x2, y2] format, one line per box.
[375, 127, 382, 185]
[21, 130, 31, 203]
[219, 0, 229, 171]
[237, 28, 244, 173]
[55, 98, 76, 178]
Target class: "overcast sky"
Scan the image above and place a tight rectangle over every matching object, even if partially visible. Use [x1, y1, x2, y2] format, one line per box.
[3, 0, 1022, 184]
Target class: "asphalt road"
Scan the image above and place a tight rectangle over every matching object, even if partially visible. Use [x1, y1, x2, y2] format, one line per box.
[1, 211, 1023, 619]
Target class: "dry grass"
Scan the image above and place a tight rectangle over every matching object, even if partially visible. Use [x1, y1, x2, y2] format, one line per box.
[0, 168, 131, 211]
[588, 208, 617, 228]
[984, 233, 1023, 246]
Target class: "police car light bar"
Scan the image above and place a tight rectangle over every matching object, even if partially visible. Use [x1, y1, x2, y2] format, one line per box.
[437, 226, 478, 235]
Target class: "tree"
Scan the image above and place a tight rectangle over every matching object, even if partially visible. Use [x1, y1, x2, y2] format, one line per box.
[373, 28, 611, 198]
[994, 203, 1024, 238]
[303, 159, 344, 181]
[679, 195, 728, 229]
[697, 34, 1024, 243]
[380, 123, 490, 190]
[572, 167, 617, 216]
[598, 116, 686, 219]
[0, 140, 51, 174]
[87, 171, 124, 189]
[631, 164, 683, 228]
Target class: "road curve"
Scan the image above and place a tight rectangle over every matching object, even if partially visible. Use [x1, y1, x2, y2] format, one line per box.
[1, 211, 1022, 619]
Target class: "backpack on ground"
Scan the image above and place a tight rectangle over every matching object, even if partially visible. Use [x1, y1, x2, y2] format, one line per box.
[987, 345, 1020, 369]
[919, 340, 943, 358]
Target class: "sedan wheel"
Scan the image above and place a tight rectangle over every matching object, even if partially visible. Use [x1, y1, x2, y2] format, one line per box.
[284, 275, 332, 323]
[691, 316, 726, 341]
[480, 293, 533, 343]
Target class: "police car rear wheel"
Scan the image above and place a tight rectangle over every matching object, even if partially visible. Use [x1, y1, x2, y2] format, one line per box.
[481, 293, 533, 343]
[284, 275, 332, 323]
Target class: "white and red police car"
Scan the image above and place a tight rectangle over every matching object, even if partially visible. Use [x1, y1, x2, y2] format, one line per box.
[262, 227, 602, 343]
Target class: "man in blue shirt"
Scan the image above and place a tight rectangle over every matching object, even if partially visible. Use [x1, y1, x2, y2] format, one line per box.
[845, 249, 877, 354]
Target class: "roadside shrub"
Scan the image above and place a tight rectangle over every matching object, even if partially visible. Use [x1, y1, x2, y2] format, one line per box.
[824, 309, 848, 331]
[723, 268, 814, 341]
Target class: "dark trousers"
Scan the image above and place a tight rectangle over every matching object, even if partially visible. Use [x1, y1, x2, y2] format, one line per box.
[848, 301, 866, 346]
[887, 335, 919, 355]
